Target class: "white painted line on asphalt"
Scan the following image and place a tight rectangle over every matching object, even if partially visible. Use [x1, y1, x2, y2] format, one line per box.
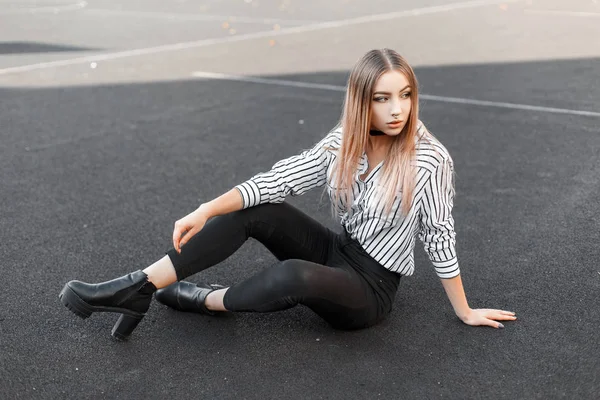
[418, 94, 600, 118]
[82, 8, 321, 25]
[0, 0, 520, 76]
[259, 0, 522, 30]
[524, 9, 600, 18]
[191, 71, 600, 118]
[192, 71, 347, 91]
[0, 1, 87, 15]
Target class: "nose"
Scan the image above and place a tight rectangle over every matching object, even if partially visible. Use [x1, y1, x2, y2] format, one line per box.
[390, 99, 402, 117]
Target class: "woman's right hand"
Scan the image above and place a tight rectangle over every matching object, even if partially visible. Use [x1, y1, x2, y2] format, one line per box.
[172, 207, 210, 253]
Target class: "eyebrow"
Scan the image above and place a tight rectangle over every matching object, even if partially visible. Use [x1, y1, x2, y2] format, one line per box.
[373, 85, 411, 95]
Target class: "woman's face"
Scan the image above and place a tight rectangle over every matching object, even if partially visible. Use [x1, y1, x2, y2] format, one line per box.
[370, 70, 412, 136]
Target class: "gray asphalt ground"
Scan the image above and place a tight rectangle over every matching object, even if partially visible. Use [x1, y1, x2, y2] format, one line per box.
[1, 0, 599, 399]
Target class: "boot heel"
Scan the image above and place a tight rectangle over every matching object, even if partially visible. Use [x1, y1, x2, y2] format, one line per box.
[111, 314, 144, 340]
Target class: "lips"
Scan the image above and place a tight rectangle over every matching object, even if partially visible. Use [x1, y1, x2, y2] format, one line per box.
[387, 120, 404, 127]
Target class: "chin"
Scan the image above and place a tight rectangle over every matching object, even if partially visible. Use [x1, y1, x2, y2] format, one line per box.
[383, 127, 404, 136]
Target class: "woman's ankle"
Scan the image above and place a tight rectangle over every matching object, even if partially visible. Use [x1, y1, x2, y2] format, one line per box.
[142, 255, 178, 289]
[205, 288, 229, 312]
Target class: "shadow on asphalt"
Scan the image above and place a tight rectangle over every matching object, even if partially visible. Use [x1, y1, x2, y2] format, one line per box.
[0, 41, 99, 55]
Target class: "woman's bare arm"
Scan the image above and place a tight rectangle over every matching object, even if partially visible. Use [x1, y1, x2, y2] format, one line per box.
[198, 188, 244, 218]
[441, 275, 517, 329]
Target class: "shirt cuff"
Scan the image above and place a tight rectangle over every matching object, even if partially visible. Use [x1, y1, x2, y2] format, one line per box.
[432, 257, 460, 279]
[234, 179, 262, 209]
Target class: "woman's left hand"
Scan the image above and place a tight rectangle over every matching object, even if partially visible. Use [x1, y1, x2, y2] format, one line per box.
[460, 308, 517, 329]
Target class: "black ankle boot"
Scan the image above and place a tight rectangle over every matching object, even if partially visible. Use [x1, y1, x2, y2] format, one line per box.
[155, 282, 224, 315]
[59, 270, 157, 340]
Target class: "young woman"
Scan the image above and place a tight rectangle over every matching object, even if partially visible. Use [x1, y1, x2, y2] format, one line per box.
[59, 49, 517, 340]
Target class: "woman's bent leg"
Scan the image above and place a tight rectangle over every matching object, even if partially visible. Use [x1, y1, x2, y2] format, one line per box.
[167, 203, 336, 280]
[222, 259, 374, 329]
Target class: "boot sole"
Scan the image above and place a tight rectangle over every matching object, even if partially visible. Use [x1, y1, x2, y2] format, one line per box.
[59, 283, 146, 318]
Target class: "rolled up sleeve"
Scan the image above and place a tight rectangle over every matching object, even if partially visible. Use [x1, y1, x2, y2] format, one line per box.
[234, 132, 336, 209]
[419, 158, 460, 279]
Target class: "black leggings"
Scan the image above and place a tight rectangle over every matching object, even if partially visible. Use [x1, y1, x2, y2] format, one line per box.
[166, 203, 401, 330]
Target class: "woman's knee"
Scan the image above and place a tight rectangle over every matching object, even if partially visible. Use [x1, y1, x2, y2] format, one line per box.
[223, 203, 287, 231]
[265, 259, 314, 293]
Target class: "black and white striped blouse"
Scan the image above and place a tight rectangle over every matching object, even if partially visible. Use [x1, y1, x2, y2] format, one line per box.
[235, 121, 459, 279]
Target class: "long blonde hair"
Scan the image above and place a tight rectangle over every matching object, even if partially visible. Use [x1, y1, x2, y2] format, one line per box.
[331, 49, 420, 216]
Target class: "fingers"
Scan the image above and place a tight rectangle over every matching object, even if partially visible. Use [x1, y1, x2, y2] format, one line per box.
[479, 318, 506, 329]
[479, 309, 517, 320]
[178, 228, 197, 249]
[490, 315, 514, 328]
[499, 310, 516, 316]
[468, 309, 517, 329]
[489, 312, 517, 321]
[492, 310, 517, 321]
[172, 229, 181, 251]
[480, 309, 515, 315]
[172, 221, 189, 253]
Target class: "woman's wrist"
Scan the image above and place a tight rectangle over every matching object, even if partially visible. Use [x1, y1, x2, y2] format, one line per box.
[197, 203, 213, 219]
[196, 188, 245, 219]
[440, 275, 471, 322]
[457, 308, 473, 322]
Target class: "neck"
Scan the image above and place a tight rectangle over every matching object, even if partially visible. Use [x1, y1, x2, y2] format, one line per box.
[367, 135, 393, 154]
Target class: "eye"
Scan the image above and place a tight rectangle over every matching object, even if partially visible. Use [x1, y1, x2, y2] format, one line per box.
[373, 96, 388, 102]
[401, 91, 412, 99]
